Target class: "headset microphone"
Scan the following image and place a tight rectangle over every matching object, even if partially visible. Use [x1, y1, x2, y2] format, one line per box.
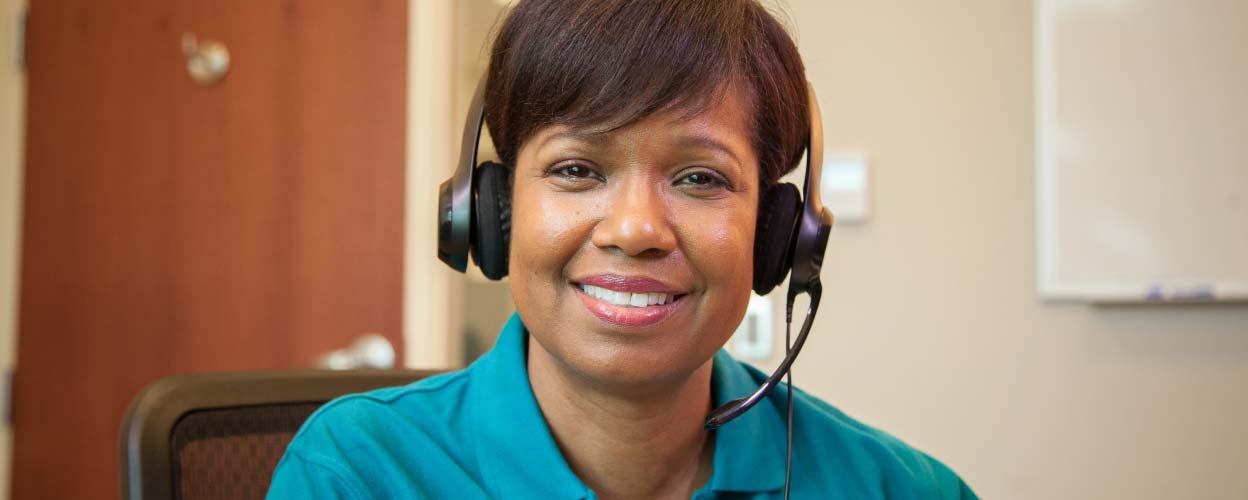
[703, 83, 832, 500]
[702, 284, 824, 428]
[703, 82, 832, 430]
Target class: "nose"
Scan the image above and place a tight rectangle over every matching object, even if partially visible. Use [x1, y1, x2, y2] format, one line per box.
[590, 178, 677, 257]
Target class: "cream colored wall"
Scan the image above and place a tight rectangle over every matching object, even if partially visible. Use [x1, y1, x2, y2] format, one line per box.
[405, 0, 460, 368]
[765, 1, 1248, 499]
[0, 0, 23, 497]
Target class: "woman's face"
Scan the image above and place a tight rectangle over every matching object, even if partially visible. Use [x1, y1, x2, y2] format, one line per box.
[509, 88, 760, 389]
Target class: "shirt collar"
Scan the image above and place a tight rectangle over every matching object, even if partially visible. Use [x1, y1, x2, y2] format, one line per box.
[704, 348, 789, 493]
[468, 312, 787, 498]
[467, 313, 592, 500]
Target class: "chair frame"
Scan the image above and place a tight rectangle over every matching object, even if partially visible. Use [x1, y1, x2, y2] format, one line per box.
[119, 369, 438, 500]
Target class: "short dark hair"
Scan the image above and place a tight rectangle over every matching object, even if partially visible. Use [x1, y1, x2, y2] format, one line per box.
[484, 0, 810, 190]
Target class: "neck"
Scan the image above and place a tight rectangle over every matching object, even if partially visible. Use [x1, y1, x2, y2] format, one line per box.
[527, 337, 716, 500]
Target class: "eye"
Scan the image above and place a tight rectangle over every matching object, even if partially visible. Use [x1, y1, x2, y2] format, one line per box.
[543, 161, 604, 190]
[676, 169, 731, 190]
[557, 164, 595, 179]
[680, 172, 718, 186]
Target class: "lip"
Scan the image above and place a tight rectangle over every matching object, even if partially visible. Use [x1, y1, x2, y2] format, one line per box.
[570, 275, 690, 328]
[573, 274, 687, 294]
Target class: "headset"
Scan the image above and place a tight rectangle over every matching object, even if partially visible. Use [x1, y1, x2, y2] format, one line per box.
[437, 77, 833, 498]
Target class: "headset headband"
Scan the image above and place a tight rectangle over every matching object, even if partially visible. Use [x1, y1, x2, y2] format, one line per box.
[437, 79, 489, 272]
[788, 82, 833, 300]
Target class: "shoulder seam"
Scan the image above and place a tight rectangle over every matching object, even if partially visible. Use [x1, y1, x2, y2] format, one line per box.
[293, 370, 471, 440]
[278, 447, 371, 500]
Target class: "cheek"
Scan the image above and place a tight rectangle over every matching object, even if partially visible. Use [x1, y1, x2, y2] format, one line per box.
[691, 211, 755, 271]
[675, 200, 757, 334]
[507, 181, 592, 311]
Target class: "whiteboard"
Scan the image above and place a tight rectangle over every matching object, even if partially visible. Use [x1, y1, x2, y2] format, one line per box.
[1036, 0, 1248, 302]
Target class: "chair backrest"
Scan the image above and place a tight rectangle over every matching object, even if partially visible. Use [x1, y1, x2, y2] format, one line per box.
[120, 369, 439, 500]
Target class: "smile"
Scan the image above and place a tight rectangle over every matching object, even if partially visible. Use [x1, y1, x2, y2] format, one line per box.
[578, 284, 672, 307]
[570, 275, 690, 328]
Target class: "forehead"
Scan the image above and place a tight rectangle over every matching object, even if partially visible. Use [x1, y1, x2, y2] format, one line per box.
[526, 86, 756, 158]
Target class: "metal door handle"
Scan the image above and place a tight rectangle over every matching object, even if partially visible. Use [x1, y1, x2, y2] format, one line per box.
[182, 33, 230, 86]
[316, 334, 396, 370]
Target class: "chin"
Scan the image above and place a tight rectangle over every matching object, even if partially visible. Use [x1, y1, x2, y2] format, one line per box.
[550, 321, 724, 392]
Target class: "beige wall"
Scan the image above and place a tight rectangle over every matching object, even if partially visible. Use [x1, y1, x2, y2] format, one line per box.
[769, 1, 1248, 499]
[404, 0, 459, 368]
[0, 0, 24, 497]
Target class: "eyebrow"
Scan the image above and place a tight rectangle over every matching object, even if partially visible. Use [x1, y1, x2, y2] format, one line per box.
[539, 129, 746, 167]
[673, 135, 743, 165]
[538, 129, 608, 149]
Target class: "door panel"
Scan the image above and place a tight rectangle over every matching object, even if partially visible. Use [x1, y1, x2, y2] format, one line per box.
[13, 0, 406, 497]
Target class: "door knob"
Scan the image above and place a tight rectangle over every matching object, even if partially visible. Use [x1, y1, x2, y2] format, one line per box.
[182, 32, 230, 86]
[316, 334, 396, 370]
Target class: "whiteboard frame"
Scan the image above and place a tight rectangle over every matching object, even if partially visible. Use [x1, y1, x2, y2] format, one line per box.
[1033, 0, 1248, 304]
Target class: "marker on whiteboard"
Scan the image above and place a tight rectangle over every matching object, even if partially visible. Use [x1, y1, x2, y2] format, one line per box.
[1146, 285, 1162, 301]
[1145, 284, 1215, 302]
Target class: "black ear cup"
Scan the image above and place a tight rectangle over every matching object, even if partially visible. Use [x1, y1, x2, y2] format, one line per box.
[470, 161, 512, 280]
[752, 183, 802, 294]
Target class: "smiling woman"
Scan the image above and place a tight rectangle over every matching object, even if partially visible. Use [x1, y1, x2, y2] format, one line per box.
[267, 1, 978, 499]
[511, 88, 759, 392]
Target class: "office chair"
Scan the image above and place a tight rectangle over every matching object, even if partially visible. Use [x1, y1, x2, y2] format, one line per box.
[120, 369, 438, 500]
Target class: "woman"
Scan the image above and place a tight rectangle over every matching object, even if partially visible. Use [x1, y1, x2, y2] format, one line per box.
[268, 1, 977, 498]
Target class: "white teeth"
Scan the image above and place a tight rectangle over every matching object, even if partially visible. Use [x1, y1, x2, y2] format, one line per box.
[581, 284, 672, 308]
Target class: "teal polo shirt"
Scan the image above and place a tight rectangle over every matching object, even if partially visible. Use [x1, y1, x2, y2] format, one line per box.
[267, 313, 978, 499]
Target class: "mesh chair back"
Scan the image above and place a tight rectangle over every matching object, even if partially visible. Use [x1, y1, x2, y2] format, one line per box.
[121, 370, 438, 500]
[171, 403, 321, 500]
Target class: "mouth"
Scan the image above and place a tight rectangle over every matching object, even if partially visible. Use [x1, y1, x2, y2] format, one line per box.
[576, 283, 682, 308]
[570, 276, 691, 328]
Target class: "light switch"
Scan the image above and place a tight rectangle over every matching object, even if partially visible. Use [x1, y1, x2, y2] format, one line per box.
[821, 151, 870, 224]
[730, 295, 774, 361]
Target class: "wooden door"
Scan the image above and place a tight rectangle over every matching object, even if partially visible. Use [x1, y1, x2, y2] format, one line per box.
[12, 0, 406, 497]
